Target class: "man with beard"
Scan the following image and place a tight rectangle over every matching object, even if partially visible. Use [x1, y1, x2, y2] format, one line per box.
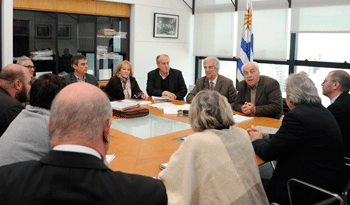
[0, 64, 31, 136]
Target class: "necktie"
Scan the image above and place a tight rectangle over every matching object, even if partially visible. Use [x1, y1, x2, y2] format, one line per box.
[210, 81, 214, 91]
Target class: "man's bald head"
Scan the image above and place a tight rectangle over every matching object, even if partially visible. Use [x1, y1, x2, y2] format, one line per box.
[0, 64, 31, 102]
[49, 83, 112, 143]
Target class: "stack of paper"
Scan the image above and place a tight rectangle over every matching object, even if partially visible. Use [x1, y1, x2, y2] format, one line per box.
[110, 101, 139, 111]
[122, 99, 152, 105]
[152, 96, 171, 102]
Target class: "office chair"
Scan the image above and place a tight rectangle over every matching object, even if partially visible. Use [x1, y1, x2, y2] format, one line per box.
[287, 178, 343, 205]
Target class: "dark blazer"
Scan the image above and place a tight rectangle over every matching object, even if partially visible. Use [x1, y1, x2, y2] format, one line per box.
[0, 87, 24, 137]
[186, 75, 236, 107]
[328, 92, 350, 158]
[0, 150, 167, 205]
[104, 76, 144, 101]
[233, 75, 282, 119]
[253, 103, 346, 204]
[146, 68, 187, 100]
[64, 72, 99, 87]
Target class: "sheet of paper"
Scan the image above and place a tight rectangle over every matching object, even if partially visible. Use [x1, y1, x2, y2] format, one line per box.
[106, 154, 115, 163]
[255, 126, 279, 134]
[176, 104, 191, 110]
[233, 115, 254, 124]
[164, 106, 178, 114]
[149, 102, 177, 110]
[122, 99, 152, 105]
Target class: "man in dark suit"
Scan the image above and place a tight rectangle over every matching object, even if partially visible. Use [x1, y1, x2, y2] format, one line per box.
[322, 70, 350, 159]
[146, 54, 187, 100]
[186, 56, 236, 107]
[64, 55, 99, 87]
[0, 64, 31, 136]
[248, 73, 346, 204]
[232, 62, 282, 119]
[0, 82, 167, 205]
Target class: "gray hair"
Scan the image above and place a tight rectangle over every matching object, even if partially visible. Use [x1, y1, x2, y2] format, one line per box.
[156, 54, 169, 64]
[286, 73, 321, 106]
[49, 86, 112, 142]
[330, 70, 350, 92]
[16, 56, 32, 66]
[189, 90, 234, 132]
[242, 62, 260, 72]
[203, 56, 220, 69]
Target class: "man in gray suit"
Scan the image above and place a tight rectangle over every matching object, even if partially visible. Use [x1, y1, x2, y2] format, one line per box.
[186, 56, 236, 107]
[64, 55, 98, 87]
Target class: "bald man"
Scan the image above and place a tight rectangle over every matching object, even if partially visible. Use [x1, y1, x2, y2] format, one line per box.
[0, 64, 31, 136]
[0, 83, 167, 204]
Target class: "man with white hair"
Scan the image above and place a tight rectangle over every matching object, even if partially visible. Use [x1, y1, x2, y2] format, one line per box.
[0, 83, 167, 204]
[0, 64, 31, 136]
[233, 62, 282, 119]
[247, 73, 345, 204]
[186, 56, 236, 107]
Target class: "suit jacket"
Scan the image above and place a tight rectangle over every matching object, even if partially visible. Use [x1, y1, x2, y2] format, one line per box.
[186, 75, 236, 107]
[146, 68, 187, 100]
[64, 72, 99, 87]
[104, 76, 144, 101]
[0, 87, 24, 137]
[233, 75, 282, 119]
[253, 103, 346, 204]
[0, 150, 167, 205]
[328, 92, 350, 158]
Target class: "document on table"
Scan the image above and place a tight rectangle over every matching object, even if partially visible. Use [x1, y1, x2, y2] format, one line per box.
[233, 115, 254, 124]
[164, 106, 178, 114]
[106, 154, 116, 163]
[149, 102, 177, 110]
[255, 126, 279, 134]
[152, 96, 171, 102]
[110, 101, 140, 111]
[122, 99, 152, 105]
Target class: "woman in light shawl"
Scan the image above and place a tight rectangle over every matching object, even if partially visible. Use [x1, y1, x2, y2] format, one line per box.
[104, 60, 147, 101]
[159, 90, 268, 205]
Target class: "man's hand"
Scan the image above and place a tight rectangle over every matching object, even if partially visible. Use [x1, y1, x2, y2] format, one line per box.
[141, 93, 148, 100]
[162, 91, 176, 100]
[241, 102, 255, 116]
[279, 115, 285, 125]
[247, 126, 263, 141]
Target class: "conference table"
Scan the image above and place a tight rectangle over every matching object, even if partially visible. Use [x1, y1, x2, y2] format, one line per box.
[108, 98, 281, 178]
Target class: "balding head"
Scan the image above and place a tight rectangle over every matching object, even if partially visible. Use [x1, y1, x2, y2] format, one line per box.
[49, 83, 112, 147]
[0, 64, 31, 102]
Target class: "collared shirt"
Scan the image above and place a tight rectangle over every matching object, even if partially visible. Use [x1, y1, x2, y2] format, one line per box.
[330, 94, 340, 105]
[209, 75, 218, 89]
[74, 73, 86, 83]
[159, 70, 169, 80]
[249, 85, 257, 106]
[53, 145, 101, 159]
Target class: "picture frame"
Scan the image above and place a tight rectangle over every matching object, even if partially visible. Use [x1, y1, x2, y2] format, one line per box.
[58, 25, 71, 40]
[35, 24, 51, 39]
[153, 13, 179, 39]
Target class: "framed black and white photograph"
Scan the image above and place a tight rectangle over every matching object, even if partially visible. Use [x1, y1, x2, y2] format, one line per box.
[58, 25, 71, 40]
[35, 24, 51, 39]
[153, 13, 179, 38]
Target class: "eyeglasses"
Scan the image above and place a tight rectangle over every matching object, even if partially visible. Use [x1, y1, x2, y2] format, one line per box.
[24, 65, 36, 70]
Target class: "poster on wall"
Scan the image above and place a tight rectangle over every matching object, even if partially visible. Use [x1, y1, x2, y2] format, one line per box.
[153, 13, 179, 39]
[35, 25, 51, 39]
[58, 25, 71, 40]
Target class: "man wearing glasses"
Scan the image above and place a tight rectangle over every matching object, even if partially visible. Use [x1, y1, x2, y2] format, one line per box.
[16, 56, 36, 85]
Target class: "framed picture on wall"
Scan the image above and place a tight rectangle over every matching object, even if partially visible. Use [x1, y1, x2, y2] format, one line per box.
[153, 13, 179, 38]
[58, 25, 71, 40]
[35, 24, 51, 39]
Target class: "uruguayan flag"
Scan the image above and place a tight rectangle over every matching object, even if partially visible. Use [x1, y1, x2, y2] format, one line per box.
[237, 0, 254, 82]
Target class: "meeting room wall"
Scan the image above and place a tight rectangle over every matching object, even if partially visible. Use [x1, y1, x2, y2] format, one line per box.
[100, 0, 195, 96]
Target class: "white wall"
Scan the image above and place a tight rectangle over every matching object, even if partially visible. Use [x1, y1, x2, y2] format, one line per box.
[102, 0, 195, 95]
[2, 0, 13, 67]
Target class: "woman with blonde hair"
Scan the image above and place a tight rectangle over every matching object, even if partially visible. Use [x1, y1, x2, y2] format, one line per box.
[159, 90, 268, 205]
[104, 60, 147, 101]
